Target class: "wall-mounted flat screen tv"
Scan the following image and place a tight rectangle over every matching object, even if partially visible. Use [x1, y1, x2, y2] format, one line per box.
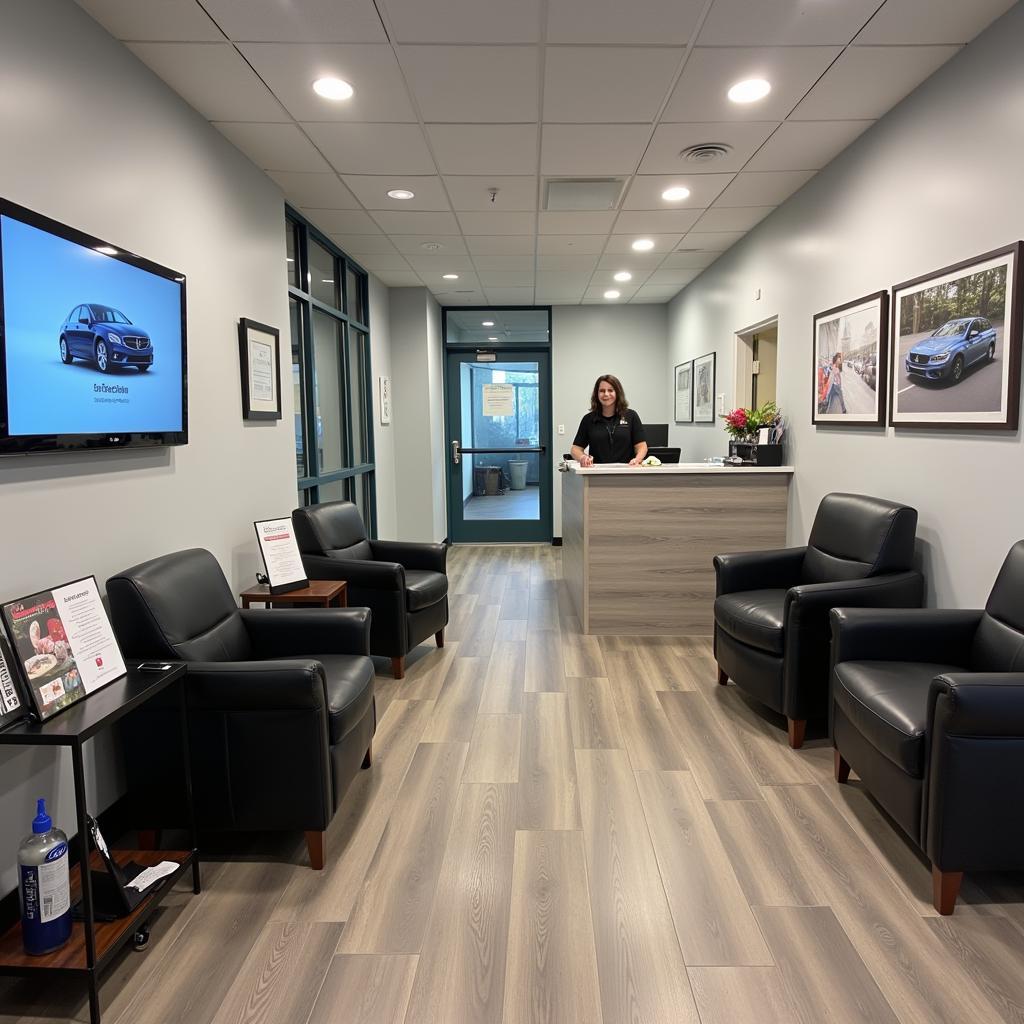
[0, 197, 187, 456]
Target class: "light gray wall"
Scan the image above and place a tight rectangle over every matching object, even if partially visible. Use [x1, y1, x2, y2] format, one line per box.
[552, 304, 669, 533]
[667, 2, 1024, 609]
[390, 287, 446, 541]
[0, 0, 295, 895]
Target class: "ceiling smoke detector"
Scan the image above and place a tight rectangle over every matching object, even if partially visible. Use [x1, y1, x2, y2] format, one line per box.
[679, 143, 732, 164]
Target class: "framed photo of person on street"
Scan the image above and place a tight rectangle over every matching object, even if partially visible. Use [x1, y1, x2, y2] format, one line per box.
[812, 291, 889, 426]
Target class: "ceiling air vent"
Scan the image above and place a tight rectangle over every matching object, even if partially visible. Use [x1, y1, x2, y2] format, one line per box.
[545, 178, 626, 211]
[679, 143, 731, 164]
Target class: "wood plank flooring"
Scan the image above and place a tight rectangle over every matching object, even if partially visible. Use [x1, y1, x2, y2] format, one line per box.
[6, 544, 1024, 1024]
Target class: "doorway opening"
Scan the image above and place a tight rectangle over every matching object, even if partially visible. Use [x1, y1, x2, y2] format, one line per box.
[734, 316, 778, 409]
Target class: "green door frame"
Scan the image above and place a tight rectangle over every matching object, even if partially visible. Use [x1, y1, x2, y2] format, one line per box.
[444, 348, 553, 543]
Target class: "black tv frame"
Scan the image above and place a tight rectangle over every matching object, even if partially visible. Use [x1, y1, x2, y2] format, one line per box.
[0, 196, 188, 456]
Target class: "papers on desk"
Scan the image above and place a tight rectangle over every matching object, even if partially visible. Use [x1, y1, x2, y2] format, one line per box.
[126, 861, 179, 892]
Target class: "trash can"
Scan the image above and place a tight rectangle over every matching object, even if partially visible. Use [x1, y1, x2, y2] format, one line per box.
[509, 460, 528, 491]
[484, 466, 501, 496]
[472, 466, 488, 496]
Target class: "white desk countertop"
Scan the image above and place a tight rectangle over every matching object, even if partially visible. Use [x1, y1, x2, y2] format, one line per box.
[565, 462, 794, 475]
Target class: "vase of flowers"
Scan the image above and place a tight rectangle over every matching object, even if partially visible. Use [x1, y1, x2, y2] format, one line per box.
[723, 401, 785, 464]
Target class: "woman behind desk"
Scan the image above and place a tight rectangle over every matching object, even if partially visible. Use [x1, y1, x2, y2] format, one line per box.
[571, 374, 648, 467]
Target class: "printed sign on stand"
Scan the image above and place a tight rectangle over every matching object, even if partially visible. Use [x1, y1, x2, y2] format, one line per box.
[254, 517, 309, 595]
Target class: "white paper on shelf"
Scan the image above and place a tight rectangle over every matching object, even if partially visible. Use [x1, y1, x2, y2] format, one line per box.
[126, 860, 179, 892]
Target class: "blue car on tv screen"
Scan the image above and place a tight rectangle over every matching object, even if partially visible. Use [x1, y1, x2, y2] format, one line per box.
[59, 302, 153, 373]
[905, 316, 996, 384]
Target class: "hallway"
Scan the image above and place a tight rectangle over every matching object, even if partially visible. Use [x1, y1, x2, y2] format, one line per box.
[4, 545, 1024, 1024]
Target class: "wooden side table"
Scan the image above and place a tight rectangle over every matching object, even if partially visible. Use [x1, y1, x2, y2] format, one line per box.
[239, 580, 347, 609]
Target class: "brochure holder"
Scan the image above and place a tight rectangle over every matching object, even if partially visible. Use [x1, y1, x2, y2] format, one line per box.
[253, 517, 309, 595]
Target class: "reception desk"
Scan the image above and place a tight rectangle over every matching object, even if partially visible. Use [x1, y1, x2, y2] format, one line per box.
[562, 463, 794, 635]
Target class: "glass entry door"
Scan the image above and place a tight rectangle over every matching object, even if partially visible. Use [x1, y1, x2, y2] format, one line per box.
[445, 350, 552, 542]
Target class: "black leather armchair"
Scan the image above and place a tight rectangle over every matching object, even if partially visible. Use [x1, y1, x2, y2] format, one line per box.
[106, 547, 376, 870]
[292, 501, 448, 679]
[714, 492, 923, 747]
[831, 540, 1024, 914]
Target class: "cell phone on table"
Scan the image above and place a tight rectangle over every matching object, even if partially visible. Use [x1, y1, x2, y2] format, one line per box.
[136, 661, 173, 671]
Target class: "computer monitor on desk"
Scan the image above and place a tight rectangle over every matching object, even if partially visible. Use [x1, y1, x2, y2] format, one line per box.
[647, 446, 681, 463]
[645, 423, 669, 446]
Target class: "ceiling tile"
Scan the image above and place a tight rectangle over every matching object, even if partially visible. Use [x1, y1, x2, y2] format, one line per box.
[381, 0, 542, 43]
[202, 0, 387, 42]
[267, 171, 360, 208]
[443, 177, 538, 211]
[664, 46, 842, 122]
[696, 206, 774, 231]
[328, 234, 399, 254]
[536, 271, 593, 288]
[126, 43, 287, 121]
[537, 254, 600, 271]
[697, 0, 882, 45]
[622, 173, 735, 210]
[536, 235, 607, 254]
[789, 45, 960, 120]
[465, 235, 537, 255]
[640, 122, 779, 174]
[536, 288, 585, 303]
[612, 210, 702, 234]
[659, 250, 717, 269]
[213, 122, 331, 172]
[603, 234, 681, 254]
[679, 230, 747, 251]
[745, 120, 874, 171]
[403, 257, 477, 278]
[543, 47, 684, 122]
[541, 124, 651, 176]
[419, 270, 482, 290]
[646, 267, 700, 286]
[301, 208, 380, 233]
[478, 271, 536, 287]
[484, 287, 536, 304]
[341, 175, 451, 210]
[538, 212, 617, 234]
[472, 254, 537, 270]
[398, 46, 539, 122]
[855, 0, 1016, 45]
[426, 125, 538, 174]
[369, 210, 461, 234]
[391, 235, 468, 254]
[239, 43, 417, 121]
[457, 212, 537, 235]
[434, 290, 489, 304]
[304, 123, 436, 174]
[375, 270, 426, 286]
[713, 170, 814, 207]
[546, 0, 705, 44]
[76, 0, 224, 40]
[584, 285, 639, 302]
[631, 285, 681, 302]
[351, 254, 413, 271]
[596, 253, 662, 270]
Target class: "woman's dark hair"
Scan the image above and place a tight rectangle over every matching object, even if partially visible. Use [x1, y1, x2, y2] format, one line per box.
[589, 374, 629, 416]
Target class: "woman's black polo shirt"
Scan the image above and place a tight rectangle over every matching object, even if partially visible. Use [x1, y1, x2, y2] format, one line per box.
[572, 408, 646, 463]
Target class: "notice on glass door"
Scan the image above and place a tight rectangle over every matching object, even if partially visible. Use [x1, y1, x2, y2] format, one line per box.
[482, 383, 515, 416]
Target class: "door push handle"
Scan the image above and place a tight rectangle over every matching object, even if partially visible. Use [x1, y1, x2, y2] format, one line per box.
[452, 440, 460, 465]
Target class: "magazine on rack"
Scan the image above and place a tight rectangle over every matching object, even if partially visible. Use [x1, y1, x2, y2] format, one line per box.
[1, 576, 127, 722]
[0, 630, 28, 730]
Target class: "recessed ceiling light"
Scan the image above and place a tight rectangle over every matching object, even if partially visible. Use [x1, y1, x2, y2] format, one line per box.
[286, 257, 294, 263]
[661, 186, 691, 202]
[387, 188, 415, 200]
[312, 77, 354, 101]
[604, 290, 621, 300]
[95, 246, 118, 256]
[728, 78, 771, 104]
[488, 336, 498, 341]
[613, 271, 632, 282]
[420, 241, 443, 250]
[482, 320, 495, 326]
[442, 273, 459, 280]
[631, 238, 655, 252]
[322, 279, 334, 284]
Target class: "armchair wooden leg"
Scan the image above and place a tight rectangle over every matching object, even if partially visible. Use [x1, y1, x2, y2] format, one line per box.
[305, 830, 326, 871]
[787, 718, 806, 749]
[391, 656, 405, 680]
[834, 749, 851, 783]
[435, 628, 445, 648]
[932, 865, 963, 915]
[362, 741, 372, 769]
[137, 829, 159, 850]
[717, 666, 728, 685]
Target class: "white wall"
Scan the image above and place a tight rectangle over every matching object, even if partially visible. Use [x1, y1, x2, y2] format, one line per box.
[0, 0, 295, 894]
[667, 2, 1024, 609]
[552, 304, 669, 533]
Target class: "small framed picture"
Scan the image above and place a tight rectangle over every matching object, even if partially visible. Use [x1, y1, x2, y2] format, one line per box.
[238, 318, 282, 421]
[812, 291, 889, 425]
[889, 242, 1023, 429]
[693, 351, 716, 422]
[674, 361, 693, 423]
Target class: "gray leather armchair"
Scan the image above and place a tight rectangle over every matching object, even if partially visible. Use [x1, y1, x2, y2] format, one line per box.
[292, 501, 449, 679]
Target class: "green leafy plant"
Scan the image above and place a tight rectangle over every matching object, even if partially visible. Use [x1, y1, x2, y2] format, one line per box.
[723, 401, 780, 441]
